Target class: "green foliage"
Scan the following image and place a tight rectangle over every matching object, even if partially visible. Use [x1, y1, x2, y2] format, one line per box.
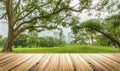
[13, 33, 66, 48]
[105, 14, 120, 28]
[72, 14, 120, 47]
[13, 34, 28, 47]
[72, 29, 88, 44]
[39, 37, 66, 47]
[94, 35, 113, 46]
[104, 14, 120, 41]
[72, 28, 96, 45]
[0, 35, 6, 47]
[82, 19, 103, 30]
[27, 31, 39, 47]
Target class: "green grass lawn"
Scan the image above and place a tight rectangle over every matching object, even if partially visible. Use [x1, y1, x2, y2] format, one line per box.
[0, 45, 119, 53]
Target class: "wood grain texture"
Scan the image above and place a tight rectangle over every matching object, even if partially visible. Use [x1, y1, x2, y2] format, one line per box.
[0, 53, 119, 71]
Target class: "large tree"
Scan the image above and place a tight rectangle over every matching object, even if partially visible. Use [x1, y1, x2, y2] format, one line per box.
[0, 0, 94, 52]
[71, 0, 120, 47]
[72, 17, 120, 48]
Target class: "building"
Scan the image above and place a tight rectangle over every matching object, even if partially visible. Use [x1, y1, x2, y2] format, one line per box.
[53, 32, 60, 39]
[67, 32, 73, 44]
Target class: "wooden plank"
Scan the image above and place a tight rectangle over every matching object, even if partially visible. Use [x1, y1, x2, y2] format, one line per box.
[111, 54, 120, 58]
[58, 54, 74, 71]
[76, 54, 93, 71]
[65, 54, 74, 71]
[0, 54, 13, 60]
[88, 54, 114, 70]
[70, 54, 93, 71]
[11, 54, 44, 71]
[58, 54, 67, 71]
[99, 54, 120, 70]
[43, 54, 60, 71]
[102, 54, 120, 63]
[91, 54, 120, 70]
[0, 54, 33, 71]
[34, 54, 52, 71]
[80, 54, 109, 71]
[0, 55, 20, 67]
[0, 54, 7, 57]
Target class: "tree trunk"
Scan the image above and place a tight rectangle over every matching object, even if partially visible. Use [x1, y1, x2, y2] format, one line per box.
[2, 31, 14, 52]
[91, 34, 93, 44]
[2, 0, 15, 52]
[2, 38, 13, 52]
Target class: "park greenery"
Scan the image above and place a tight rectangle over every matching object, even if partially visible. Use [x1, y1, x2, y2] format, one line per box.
[0, 33, 66, 48]
[0, 0, 120, 52]
[13, 32, 66, 47]
[72, 14, 120, 47]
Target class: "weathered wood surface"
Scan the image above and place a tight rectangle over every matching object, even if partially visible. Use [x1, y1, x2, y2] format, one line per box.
[0, 54, 120, 71]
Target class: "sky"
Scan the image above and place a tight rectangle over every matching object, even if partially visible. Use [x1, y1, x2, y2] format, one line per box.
[0, 19, 8, 37]
[0, 0, 109, 37]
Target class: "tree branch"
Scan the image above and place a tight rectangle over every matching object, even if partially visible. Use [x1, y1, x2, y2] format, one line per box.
[0, 13, 6, 19]
[14, 24, 58, 38]
[14, 7, 36, 23]
[14, 2, 50, 26]
[15, 7, 83, 30]
[0, 0, 5, 2]
[14, 0, 36, 20]
[14, 0, 21, 11]
[15, 10, 26, 19]
[84, 25, 120, 47]
[53, 0, 62, 13]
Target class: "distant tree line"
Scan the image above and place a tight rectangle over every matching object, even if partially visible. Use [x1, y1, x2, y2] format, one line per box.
[13, 33, 66, 48]
[0, 33, 66, 48]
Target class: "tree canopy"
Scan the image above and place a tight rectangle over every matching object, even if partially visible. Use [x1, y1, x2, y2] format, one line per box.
[72, 14, 120, 47]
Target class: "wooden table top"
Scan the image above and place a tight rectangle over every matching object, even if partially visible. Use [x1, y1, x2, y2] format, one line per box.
[0, 53, 120, 71]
